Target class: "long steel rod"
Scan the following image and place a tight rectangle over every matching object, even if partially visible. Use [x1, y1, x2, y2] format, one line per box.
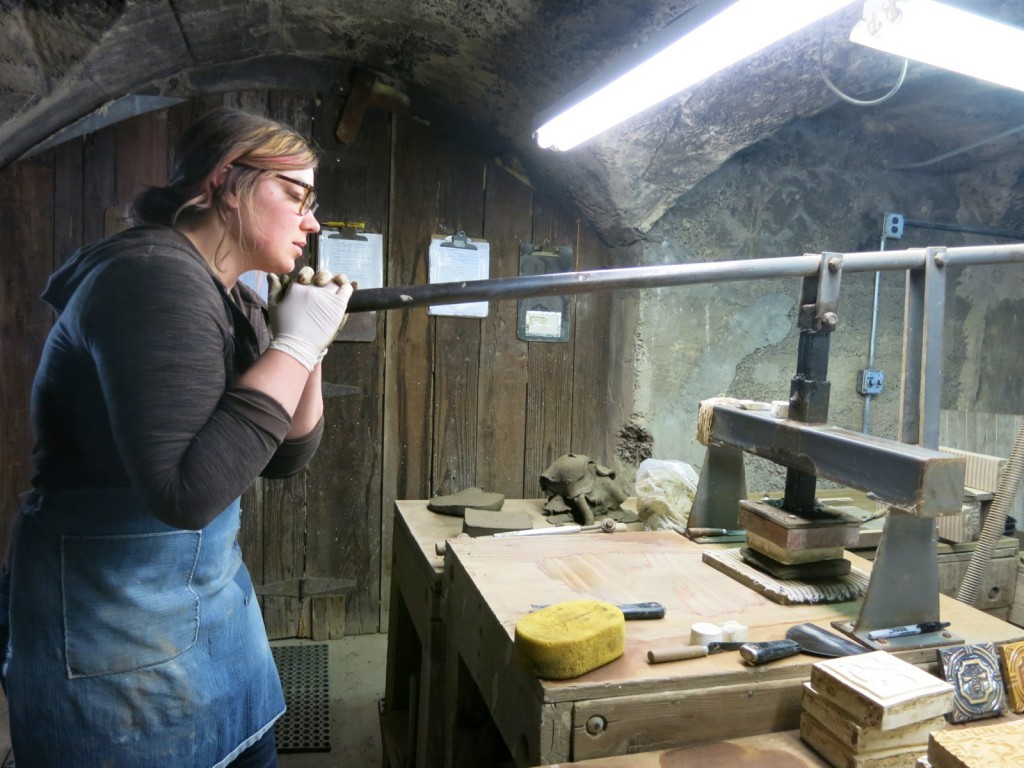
[345, 242, 1024, 313]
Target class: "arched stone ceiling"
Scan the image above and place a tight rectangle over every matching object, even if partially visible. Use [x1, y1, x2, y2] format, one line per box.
[2, 0, 1024, 246]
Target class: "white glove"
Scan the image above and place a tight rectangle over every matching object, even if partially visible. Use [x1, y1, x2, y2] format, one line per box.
[267, 267, 354, 371]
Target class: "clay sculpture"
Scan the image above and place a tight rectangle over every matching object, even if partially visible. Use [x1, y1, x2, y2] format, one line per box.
[539, 453, 627, 525]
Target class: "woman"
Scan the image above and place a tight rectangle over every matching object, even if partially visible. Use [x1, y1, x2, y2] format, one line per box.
[2, 107, 351, 766]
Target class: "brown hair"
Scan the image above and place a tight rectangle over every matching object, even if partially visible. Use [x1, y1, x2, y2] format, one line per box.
[132, 107, 319, 231]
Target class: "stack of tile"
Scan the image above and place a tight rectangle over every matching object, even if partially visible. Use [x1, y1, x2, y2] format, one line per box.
[927, 718, 1024, 767]
[801, 651, 954, 768]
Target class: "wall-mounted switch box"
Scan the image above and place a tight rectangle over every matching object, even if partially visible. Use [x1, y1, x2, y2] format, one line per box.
[883, 212, 904, 240]
[858, 369, 885, 396]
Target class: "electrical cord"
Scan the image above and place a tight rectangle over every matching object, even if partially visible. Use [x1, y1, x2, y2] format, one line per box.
[887, 121, 1024, 170]
[819, 28, 908, 106]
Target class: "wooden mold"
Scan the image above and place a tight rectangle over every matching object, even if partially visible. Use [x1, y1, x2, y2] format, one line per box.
[739, 499, 862, 553]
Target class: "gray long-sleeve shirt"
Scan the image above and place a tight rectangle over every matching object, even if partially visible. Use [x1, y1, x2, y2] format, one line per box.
[31, 225, 322, 530]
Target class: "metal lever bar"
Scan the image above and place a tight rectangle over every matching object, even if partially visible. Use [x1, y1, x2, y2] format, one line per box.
[342, 243, 1024, 314]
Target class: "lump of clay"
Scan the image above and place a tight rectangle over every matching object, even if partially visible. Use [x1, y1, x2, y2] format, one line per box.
[539, 453, 627, 525]
[427, 487, 505, 517]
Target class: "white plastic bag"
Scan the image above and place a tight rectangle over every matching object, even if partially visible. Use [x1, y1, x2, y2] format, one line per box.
[635, 458, 700, 534]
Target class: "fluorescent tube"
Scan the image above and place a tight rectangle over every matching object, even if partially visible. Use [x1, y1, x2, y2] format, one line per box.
[850, 0, 1024, 92]
[534, 0, 856, 151]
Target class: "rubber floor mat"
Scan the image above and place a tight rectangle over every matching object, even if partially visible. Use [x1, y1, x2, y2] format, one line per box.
[271, 642, 332, 753]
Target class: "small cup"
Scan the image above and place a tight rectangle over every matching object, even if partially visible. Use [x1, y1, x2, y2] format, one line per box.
[689, 621, 723, 645]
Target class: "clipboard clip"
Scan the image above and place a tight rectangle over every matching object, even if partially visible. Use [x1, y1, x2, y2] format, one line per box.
[323, 220, 368, 241]
[441, 230, 477, 250]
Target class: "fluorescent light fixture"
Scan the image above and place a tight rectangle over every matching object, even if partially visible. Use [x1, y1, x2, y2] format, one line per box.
[533, 0, 856, 151]
[850, 0, 1024, 92]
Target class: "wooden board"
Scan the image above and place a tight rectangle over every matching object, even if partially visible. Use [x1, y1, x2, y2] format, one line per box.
[476, 161, 532, 497]
[82, 123, 117, 244]
[0, 155, 54, 538]
[523, 199, 578, 497]
[703, 547, 869, 604]
[382, 113, 438, 563]
[545, 729, 827, 767]
[939, 410, 1024, 528]
[307, 92, 389, 637]
[53, 137, 84, 267]
[115, 108, 167, 207]
[570, 224, 615, 468]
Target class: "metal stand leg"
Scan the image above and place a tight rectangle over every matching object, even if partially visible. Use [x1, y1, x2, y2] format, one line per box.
[833, 511, 960, 650]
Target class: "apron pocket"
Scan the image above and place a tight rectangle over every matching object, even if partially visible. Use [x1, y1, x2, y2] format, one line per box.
[61, 530, 201, 678]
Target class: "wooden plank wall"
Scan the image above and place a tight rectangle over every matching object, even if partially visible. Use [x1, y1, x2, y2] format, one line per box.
[0, 89, 617, 638]
[940, 409, 1024, 526]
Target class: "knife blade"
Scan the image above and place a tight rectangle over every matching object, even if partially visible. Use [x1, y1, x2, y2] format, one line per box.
[530, 601, 665, 620]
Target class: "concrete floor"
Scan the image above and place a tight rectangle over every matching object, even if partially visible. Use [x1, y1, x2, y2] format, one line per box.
[0, 633, 388, 767]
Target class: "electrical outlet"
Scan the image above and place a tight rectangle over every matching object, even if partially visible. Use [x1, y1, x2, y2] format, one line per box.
[883, 212, 904, 240]
[858, 369, 885, 396]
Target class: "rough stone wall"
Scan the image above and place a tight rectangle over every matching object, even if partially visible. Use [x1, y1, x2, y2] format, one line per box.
[614, 82, 1024, 495]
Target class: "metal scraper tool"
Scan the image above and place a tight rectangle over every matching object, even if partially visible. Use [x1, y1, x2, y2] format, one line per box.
[785, 622, 869, 657]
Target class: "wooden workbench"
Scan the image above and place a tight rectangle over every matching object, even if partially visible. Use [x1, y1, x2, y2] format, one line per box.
[381, 498, 582, 768]
[543, 714, 1024, 768]
[441, 528, 1024, 767]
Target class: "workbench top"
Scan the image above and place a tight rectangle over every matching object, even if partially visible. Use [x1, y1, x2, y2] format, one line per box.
[395, 496, 640, 574]
[448, 529, 1022, 696]
[441, 528, 1024, 764]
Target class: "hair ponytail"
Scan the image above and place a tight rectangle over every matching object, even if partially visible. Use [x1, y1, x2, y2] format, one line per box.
[130, 185, 191, 227]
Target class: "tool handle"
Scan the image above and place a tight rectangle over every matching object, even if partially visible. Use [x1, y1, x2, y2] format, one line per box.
[619, 602, 666, 620]
[647, 645, 708, 663]
[739, 639, 801, 665]
[530, 601, 665, 620]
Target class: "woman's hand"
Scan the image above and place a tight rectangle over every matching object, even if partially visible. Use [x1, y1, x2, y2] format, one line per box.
[267, 267, 354, 371]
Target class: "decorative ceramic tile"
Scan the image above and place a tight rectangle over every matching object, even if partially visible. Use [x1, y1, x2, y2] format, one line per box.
[800, 711, 927, 767]
[928, 718, 1024, 768]
[802, 682, 944, 753]
[936, 642, 1004, 723]
[997, 639, 1024, 713]
[809, 651, 953, 731]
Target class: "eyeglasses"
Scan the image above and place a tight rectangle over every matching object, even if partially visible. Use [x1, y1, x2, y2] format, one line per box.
[272, 173, 318, 216]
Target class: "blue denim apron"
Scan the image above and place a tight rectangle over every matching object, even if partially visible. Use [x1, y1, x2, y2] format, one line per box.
[4, 489, 285, 767]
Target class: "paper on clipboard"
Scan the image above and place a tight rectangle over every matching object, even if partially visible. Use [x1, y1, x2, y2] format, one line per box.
[317, 230, 384, 289]
[428, 233, 489, 318]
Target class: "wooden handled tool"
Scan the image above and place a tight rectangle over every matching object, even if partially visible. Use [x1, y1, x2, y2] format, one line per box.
[646, 639, 801, 665]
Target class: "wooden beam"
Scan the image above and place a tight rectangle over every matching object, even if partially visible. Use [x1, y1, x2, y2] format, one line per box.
[336, 69, 377, 144]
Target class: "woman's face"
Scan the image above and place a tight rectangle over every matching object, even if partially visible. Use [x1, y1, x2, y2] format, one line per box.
[242, 168, 321, 275]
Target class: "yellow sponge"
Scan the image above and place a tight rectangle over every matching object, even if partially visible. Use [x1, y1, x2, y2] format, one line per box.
[514, 600, 626, 679]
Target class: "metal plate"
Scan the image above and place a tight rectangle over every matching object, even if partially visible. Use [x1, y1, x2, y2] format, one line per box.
[272, 643, 332, 753]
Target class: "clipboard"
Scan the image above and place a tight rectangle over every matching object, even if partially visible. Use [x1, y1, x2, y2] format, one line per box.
[517, 243, 573, 342]
[428, 231, 490, 318]
[317, 226, 384, 342]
